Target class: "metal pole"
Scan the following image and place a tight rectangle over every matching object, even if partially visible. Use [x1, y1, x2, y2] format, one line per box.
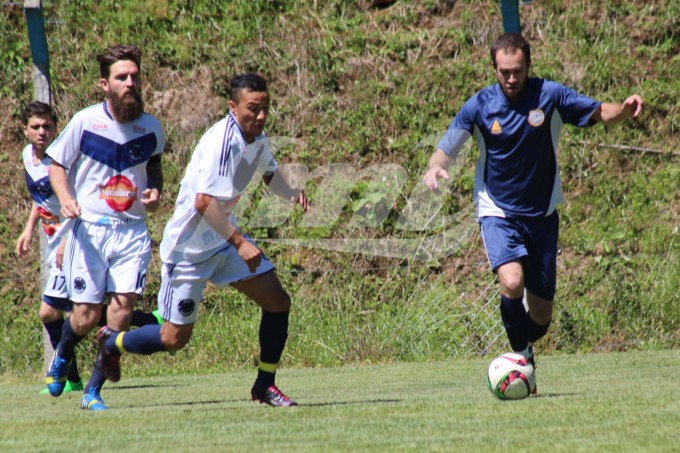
[24, 0, 53, 372]
[499, 0, 521, 33]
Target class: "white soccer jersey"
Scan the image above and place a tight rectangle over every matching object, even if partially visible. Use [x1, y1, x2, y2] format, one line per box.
[46, 102, 165, 224]
[22, 144, 63, 236]
[160, 113, 277, 264]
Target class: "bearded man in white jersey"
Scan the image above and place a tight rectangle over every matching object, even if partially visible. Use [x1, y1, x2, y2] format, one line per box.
[95, 73, 308, 408]
[45, 45, 165, 410]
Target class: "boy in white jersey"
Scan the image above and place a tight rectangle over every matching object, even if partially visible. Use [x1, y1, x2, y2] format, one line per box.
[45, 45, 165, 410]
[96, 73, 309, 408]
[424, 33, 644, 392]
[17, 102, 84, 394]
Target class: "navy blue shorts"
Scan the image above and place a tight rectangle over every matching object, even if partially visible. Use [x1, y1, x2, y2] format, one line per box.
[479, 211, 559, 300]
[43, 295, 72, 312]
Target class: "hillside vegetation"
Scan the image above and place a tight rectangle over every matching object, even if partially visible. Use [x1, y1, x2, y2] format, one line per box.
[0, 0, 678, 376]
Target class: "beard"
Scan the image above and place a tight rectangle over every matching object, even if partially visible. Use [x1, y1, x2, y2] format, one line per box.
[497, 76, 526, 103]
[109, 89, 144, 123]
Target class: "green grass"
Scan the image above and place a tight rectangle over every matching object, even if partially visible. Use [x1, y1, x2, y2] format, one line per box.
[2, 350, 679, 452]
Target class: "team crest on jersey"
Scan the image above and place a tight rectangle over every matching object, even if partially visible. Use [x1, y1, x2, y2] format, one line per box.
[130, 143, 144, 160]
[35, 181, 51, 196]
[73, 277, 86, 294]
[99, 175, 138, 212]
[490, 119, 502, 135]
[178, 299, 196, 317]
[527, 109, 545, 127]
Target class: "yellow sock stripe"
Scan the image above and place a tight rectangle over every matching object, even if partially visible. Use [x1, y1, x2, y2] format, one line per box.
[115, 331, 126, 354]
[258, 361, 278, 373]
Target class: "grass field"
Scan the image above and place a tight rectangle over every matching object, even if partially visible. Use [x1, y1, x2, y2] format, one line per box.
[1, 350, 679, 452]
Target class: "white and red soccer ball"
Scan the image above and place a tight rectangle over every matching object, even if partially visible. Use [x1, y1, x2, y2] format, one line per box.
[487, 352, 536, 400]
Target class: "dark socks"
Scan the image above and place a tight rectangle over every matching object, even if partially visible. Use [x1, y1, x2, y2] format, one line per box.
[100, 306, 159, 328]
[84, 367, 106, 394]
[106, 324, 167, 355]
[43, 318, 64, 349]
[131, 311, 160, 327]
[528, 317, 551, 343]
[499, 295, 530, 353]
[255, 310, 290, 388]
[45, 318, 81, 382]
[58, 317, 85, 361]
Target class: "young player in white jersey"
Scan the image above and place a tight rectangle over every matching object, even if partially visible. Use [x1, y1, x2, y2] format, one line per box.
[95, 73, 309, 408]
[45, 45, 165, 411]
[423, 33, 644, 393]
[17, 102, 84, 394]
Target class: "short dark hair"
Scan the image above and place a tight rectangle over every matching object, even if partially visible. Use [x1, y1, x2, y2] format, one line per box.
[96, 45, 142, 79]
[229, 73, 268, 102]
[490, 33, 531, 67]
[21, 101, 57, 126]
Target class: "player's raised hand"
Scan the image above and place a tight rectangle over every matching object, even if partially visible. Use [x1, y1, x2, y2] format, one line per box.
[423, 166, 450, 191]
[140, 188, 160, 212]
[60, 199, 81, 219]
[293, 189, 309, 212]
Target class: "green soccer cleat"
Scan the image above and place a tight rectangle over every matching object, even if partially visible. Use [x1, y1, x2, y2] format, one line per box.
[65, 379, 84, 392]
[152, 309, 164, 325]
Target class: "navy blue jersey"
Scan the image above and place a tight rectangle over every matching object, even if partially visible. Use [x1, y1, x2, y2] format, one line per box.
[438, 78, 601, 218]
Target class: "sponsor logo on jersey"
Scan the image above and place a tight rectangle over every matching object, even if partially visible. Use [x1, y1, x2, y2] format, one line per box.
[491, 119, 502, 135]
[37, 206, 60, 237]
[178, 299, 196, 316]
[73, 277, 86, 294]
[98, 175, 138, 212]
[92, 124, 109, 131]
[132, 125, 146, 134]
[527, 109, 545, 127]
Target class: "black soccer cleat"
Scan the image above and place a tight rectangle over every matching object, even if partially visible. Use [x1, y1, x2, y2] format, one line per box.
[251, 384, 298, 407]
[527, 346, 537, 395]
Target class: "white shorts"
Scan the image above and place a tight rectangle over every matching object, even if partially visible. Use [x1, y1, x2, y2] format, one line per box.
[42, 232, 70, 310]
[157, 235, 275, 325]
[64, 219, 151, 304]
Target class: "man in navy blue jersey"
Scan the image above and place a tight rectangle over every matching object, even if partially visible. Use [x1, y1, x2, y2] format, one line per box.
[424, 33, 643, 390]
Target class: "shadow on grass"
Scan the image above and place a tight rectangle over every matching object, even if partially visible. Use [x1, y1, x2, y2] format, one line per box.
[121, 398, 402, 410]
[119, 399, 242, 409]
[531, 392, 581, 399]
[105, 383, 183, 391]
[300, 398, 402, 407]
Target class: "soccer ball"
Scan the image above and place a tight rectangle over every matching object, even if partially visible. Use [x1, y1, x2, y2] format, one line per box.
[487, 352, 536, 400]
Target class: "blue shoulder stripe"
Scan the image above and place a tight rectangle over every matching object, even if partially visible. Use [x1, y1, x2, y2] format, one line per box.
[219, 116, 236, 177]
